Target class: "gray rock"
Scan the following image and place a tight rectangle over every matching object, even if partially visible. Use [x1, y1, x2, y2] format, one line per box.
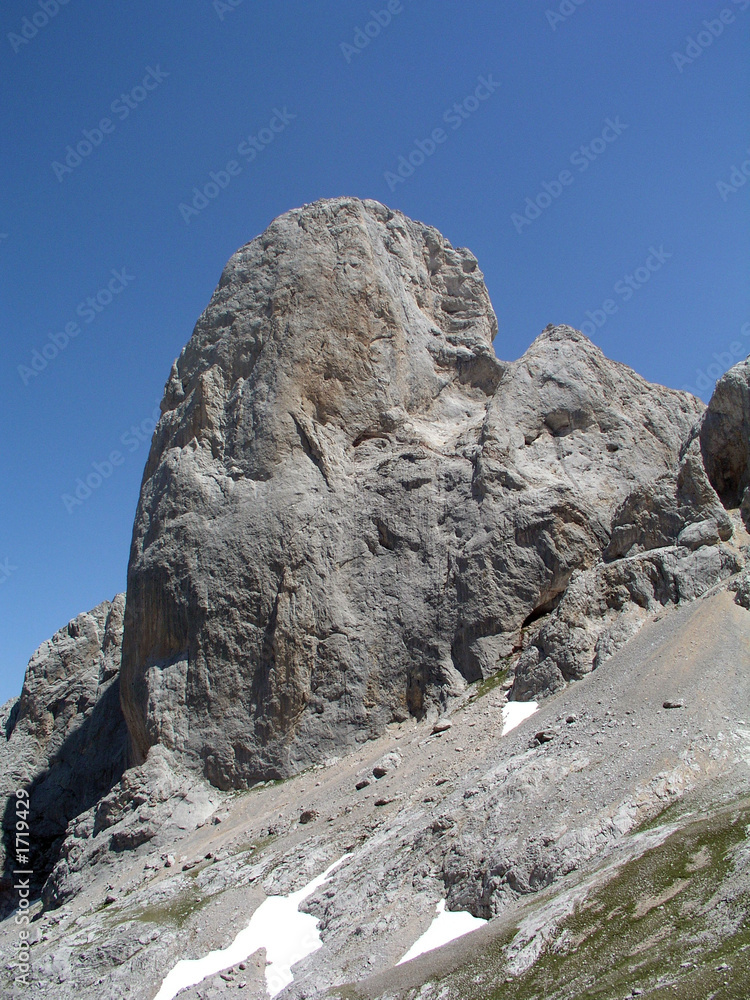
[512, 541, 742, 699]
[605, 443, 731, 560]
[0, 596, 128, 914]
[373, 751, 402, 778]
[700, 357, 750, 509]
[42, 744, 218, 909]
[742, 486, 750, 527]
[119, 197, 707, 789]
[677, 519, 720, 550]
[732, 570, 750, 610]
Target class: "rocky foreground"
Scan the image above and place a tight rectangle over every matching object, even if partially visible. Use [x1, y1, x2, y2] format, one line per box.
[2, 198, 750, 999]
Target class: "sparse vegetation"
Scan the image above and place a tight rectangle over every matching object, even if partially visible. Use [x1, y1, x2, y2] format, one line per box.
[396, 798, 750, 1000]
[325, 798, 750, 1000]
[469, 662, 511, 702]
[133, 887, 209, 928]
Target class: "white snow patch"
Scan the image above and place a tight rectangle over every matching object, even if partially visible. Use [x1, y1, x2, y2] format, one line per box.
[153, 854, 351, 1000]
[502, 700, 538, 736]
[397, 899, 486, 965]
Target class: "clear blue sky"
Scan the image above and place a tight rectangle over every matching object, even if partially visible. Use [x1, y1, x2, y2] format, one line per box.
[1, 0, 748, 704]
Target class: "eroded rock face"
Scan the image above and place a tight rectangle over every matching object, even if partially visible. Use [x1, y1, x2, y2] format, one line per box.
[511, 541, 742, 699]
[700, 357, 750, 511]
[604, 442, 732, 561]
[0, 596, 128, 913]
[120, 197, 709, 788]
[42, 744, 218, 909]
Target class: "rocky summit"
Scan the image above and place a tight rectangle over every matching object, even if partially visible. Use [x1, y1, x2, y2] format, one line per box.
[3, 197, 750, 1000]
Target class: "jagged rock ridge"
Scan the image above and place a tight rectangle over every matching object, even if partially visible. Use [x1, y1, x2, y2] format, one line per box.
[0, 597, 127, 913]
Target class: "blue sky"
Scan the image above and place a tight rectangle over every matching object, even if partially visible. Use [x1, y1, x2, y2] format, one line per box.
[1, 0, 748, 704]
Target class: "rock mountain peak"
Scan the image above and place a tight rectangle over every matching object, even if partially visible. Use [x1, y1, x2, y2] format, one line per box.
[3, 199, 750, 1000]
[116, 197, 720, 789]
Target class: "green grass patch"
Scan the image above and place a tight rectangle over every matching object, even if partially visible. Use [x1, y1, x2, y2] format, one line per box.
[454, 797, 750, 1000]
[133, 886, 209, 928]
[332, 797, 750, 1000]
[470, 663, 511, 702]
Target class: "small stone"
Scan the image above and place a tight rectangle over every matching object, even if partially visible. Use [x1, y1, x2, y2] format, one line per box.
[374, 798, 395, 807]
[663, 701, 684, 710]
[164, 854, 175, 867]
[299, 809, 318, 824]
[534, 730, 555, 744]
[566, 714, 577, 724]
[355, 779, 370, 790]
[372, 751, 402, 779]
[104, 893, 117, 905]
[432, 720, 452, 734]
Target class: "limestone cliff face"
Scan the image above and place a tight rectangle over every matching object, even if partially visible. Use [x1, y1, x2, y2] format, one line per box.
[119, 197, 712, 789]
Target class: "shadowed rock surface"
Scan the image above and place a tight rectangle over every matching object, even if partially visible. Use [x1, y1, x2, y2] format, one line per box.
[119, 197, 710, 790]
[0, 596, 127, 914]
[700, 357, 750, 513]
